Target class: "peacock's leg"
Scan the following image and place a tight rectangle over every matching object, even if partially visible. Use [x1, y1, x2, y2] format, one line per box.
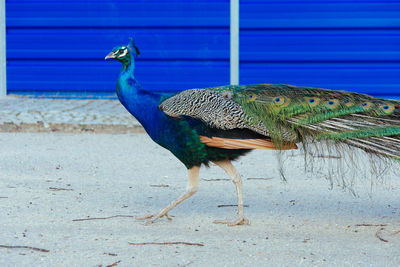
[136, 166, 200, 225]
[212, 160, 250, 226]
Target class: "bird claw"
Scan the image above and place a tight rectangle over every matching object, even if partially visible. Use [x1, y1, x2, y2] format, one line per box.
[136, 212, 172, 225]
[213, 217, 250, 226]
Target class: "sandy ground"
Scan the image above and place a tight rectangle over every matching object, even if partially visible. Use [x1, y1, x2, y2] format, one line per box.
[0, 132, 399, 266]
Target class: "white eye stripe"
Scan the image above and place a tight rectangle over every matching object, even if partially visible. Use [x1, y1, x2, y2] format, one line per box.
[118, 49, 128, 57]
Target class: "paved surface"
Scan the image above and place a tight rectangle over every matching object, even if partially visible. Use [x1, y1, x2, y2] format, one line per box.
[0, 133, 399, 266]
[0, 96, 141, 132]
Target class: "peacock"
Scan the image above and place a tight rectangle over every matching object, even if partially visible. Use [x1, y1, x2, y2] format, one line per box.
[106, 39, 400, 226]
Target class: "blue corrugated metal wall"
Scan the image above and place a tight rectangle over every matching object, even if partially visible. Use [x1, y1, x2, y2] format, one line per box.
[6, 0, 400, 98]
[240, 0, 400, 97]
[6, 0, 230, 97]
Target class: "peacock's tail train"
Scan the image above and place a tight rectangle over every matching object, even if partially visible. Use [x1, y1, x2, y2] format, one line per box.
[160, 84, 400, 161]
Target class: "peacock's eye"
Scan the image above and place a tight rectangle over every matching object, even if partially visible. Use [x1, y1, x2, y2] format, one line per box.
[118, 49, 125, 53]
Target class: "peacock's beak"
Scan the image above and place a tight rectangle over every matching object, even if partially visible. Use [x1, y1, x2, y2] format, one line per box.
[105, 52, 116, 60]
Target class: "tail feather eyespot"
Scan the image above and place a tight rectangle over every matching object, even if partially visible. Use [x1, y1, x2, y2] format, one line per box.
[342, 99, 354, 107]
[303, 97, 320, 107]
[273, 96, 291, 107]
[379, 104, 395, 115]
[360, 101, 373, 111]
[326, 99, 340, 109]
[247, 94, 257, 102]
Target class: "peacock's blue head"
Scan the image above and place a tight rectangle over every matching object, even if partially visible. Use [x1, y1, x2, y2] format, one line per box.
[105, 38, 140, 66]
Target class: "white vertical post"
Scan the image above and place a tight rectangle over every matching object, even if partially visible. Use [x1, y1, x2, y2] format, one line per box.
[230, 0, 239, 85]
[0, 0, 6, 97]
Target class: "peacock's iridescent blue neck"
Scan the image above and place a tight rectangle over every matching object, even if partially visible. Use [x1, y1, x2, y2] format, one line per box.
[116, 59, 164, 137]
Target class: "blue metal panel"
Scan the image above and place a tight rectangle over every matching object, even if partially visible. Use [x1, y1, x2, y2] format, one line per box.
[240, 1, 400, 97]
[6, 0, 400, 97]
[6, 0, 229, 97]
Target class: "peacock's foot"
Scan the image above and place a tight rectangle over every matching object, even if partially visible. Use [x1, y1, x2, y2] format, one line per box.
[136, 212, 172, 225]
[213, 217, 250, 226]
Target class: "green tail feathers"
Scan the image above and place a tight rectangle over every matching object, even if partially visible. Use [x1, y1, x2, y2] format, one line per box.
[319, 127, 400, 141]
[224, 84, 400, 159]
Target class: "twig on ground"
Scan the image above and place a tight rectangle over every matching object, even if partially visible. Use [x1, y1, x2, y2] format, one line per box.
[355, 224, 387, 227]
[104, 252, 118, 256]
[217, 204, 249, 208]
[106, 261, 121, 267]
[150, 184, 169, 187]
[202, 178, 230, 181]
[72, 215, 135, 222]
[315, 155, 342, 159]
[0, 245, 49, 252]
[182, 261, 193, 267]
[375, 228, 389, 243]
[49, 187, 74, 191]
[128, 242, 204, 247]
[247, 178, 272, 181]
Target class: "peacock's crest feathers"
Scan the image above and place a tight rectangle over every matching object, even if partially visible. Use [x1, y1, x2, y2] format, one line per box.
[127, 37, 140, 57]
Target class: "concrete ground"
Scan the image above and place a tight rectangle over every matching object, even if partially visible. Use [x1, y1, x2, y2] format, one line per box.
[0, 132, 399, 266]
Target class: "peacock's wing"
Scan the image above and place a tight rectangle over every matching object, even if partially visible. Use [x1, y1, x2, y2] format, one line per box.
[159, 86, 295, 150]
[160, 84, 400, 159]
